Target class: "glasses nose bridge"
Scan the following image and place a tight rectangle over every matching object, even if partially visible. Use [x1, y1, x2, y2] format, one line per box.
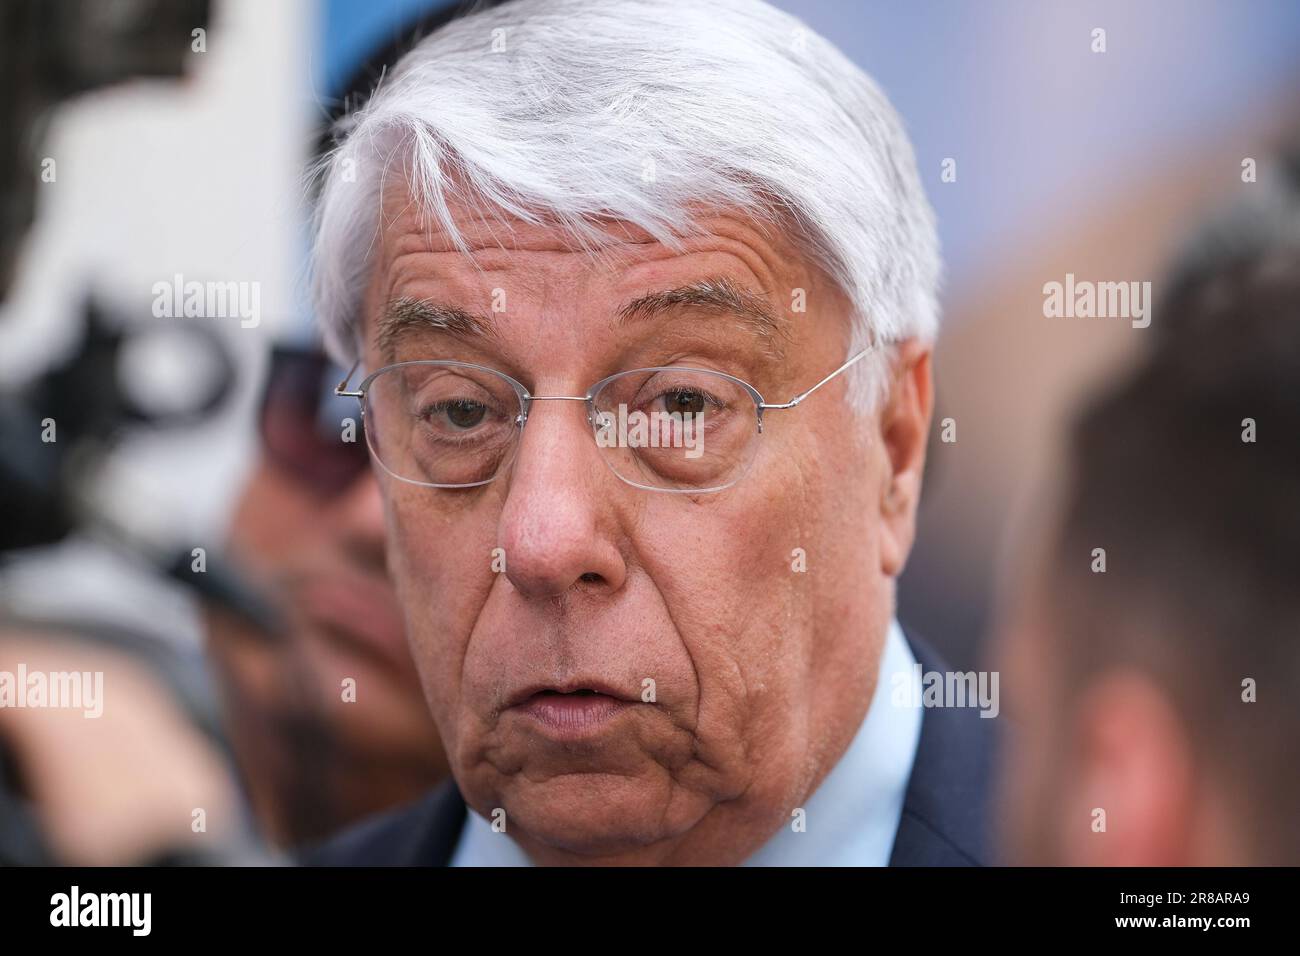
[519, 392, 595, 428]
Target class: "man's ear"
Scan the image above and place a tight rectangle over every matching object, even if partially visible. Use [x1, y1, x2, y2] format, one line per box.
[877, 340, 933, 578]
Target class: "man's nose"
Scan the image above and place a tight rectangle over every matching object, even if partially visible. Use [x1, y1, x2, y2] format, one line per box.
[497, 400, 627, 599]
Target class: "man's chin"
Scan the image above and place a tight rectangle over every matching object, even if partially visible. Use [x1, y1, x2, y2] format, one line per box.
[487, 773, 701, 861]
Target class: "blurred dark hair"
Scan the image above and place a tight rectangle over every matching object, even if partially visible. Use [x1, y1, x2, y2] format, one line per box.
[1158, 124, 1300, 336]
[1048, 254, 1300, 862]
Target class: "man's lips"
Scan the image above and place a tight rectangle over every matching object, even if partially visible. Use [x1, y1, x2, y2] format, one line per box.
[507, 680, 635, 708]
[507, 682, 639, 737]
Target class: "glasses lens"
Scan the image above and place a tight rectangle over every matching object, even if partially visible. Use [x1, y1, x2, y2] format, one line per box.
[364, 362, 522, 487]
[591, 367, 759, 492]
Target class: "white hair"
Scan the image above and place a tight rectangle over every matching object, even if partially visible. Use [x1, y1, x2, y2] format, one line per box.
[311, 0, 941, 409]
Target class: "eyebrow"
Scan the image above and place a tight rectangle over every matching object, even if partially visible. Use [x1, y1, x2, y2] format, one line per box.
[375, 296, 497, 359]
[617, 277, 791, 358]
[375, 276, 791, 361]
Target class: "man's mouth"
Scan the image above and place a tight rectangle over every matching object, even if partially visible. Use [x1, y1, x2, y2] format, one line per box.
[508, 683, 636, 736]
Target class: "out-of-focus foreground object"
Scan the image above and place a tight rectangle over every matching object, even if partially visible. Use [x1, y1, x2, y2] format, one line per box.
[0, 0, 210, 299]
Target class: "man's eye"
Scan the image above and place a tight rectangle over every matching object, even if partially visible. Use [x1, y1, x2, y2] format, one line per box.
[659, 388, 708, 416]
[427, 399, 488, 429]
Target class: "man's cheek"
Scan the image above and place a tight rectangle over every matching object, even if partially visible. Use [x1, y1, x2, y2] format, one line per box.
[384, 489, 490, 587]
[383, 496, 495, 668]
[664, 568, 795, 702]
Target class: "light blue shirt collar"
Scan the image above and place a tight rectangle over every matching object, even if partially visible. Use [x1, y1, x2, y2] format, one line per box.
[450, 619, 921, 866]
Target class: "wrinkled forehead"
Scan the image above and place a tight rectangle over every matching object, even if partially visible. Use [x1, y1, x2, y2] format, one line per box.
[361, 180, 850, 366]
[371, 170, 811, 271]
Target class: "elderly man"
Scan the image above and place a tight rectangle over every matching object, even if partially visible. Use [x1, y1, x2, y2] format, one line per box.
[304, 0, 994, 866]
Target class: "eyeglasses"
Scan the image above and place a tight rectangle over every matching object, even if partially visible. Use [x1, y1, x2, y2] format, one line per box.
[334, 347, 875, 494]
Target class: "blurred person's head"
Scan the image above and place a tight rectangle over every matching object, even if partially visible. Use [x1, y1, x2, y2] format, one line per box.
[998, 255, 1300, 865]
[1159, 120, 1300, 330]
[218, 346, 446, 844]
[308, 0, 939, 864]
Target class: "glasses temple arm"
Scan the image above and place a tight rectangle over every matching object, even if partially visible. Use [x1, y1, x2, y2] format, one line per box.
[759, 345, 876, 411]
[335, 359, 363, 398]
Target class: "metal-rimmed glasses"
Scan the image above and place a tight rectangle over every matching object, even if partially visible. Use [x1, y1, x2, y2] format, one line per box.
[334, 346, 875, 494]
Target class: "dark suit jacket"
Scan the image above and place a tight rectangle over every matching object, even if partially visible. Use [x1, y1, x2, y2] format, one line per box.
[301, 631, 998, 866]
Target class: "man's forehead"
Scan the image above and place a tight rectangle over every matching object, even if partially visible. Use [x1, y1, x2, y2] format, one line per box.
[377, 183, 808, 269]
[366, 188, 840, 362]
